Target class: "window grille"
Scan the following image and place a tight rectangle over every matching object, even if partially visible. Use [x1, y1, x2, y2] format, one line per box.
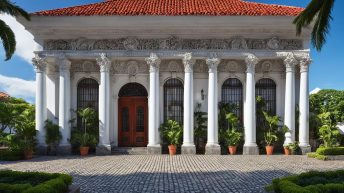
[221, 78, 243, 119]
[163, 78, 183, 124]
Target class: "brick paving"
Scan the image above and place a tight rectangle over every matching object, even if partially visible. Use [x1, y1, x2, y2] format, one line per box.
[1, 155, 343, 193]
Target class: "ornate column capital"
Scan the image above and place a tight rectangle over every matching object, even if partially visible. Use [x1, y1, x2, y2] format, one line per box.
[96, 53, 111, 72]
[206, 57, 220, 73]
[299, 55, 312, 73]
[32, 55, 47, 73]
[245, 54, 259, 73]
[57, 55, 71, 72]
[145, 53, 161, 73]
[283, 52, 298, 72]
[182, 53, 196, 73]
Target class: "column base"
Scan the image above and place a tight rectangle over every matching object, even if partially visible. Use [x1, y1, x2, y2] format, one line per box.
[36, 145, 48, 155]
[181, 144, 196, 154]
[96, 144, 112, 155]
[243, 145, 259, 155]
[300, 145, 311, 155]
[147, 145, 161, 154]
[205, 144, 221, 155]
[57, 144, 72, 155]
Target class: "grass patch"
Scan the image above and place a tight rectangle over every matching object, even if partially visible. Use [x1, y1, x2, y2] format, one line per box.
[266, 170, 344, 193]
[0, 170, 72, 193]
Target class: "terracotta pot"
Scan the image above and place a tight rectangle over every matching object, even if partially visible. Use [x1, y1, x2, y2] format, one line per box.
[80, 146, 89, 156]
[284, 147, 291, 155]
[168, 145, 177, 155]
[24, 149, 33, 160]
[265, 145, 274, 155]
[228, 146, 237, 155]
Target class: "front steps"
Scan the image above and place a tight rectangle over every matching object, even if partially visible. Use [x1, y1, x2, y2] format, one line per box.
[112, 147, 148, 155]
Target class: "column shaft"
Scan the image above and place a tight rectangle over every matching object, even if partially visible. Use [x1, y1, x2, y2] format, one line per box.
[284, 53, 297, 145]
[299, 56, 311, 154]
[205, 57, 221, 155]
[182, 54, 196, 154]
[96, 54, 111, 155]
[243, 54, 259, 155]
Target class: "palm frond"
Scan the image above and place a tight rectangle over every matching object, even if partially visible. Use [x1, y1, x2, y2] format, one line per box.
[0, 0, 30, 21]
[0, 19, 16, 61]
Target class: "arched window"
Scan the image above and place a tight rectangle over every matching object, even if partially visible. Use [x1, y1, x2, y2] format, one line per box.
[77, 78, 99, 111]
[118, 83, 148, 97]
[256, 78, 276, 115]
[221, 78, 243, 119]
[164, 78, 183, 124]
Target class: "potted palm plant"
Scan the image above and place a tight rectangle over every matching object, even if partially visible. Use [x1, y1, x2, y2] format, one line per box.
[222, 112, 242, 155]
[45, 120, 62, 155]
[71, 108, 98, 156]
[161, 120, 182, 155]
[263, 111, 279, 155]
[15, 109, 36, 159]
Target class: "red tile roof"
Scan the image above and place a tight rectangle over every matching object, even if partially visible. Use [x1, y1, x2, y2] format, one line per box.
[0, 92, 10, 101]
[34, 0, 303, 16]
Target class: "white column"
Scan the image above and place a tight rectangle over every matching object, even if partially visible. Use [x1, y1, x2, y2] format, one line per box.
[146, 53, 161, 154]
[299, 55, 311, 154]
[182, 53, 196, 154]
[96, 53, 111, 155]
[57, 56, 71, 154]
[243, 54, 259, 155]
[283, 53, 298, 145]
[32, 55, 47, 153]
[205, 57, 221, 155]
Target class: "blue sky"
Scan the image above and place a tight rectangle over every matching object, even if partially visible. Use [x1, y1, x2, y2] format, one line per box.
[0, 0, 343, 102]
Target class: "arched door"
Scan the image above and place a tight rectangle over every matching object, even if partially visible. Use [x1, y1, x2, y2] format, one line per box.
[118, 83, 148, 147]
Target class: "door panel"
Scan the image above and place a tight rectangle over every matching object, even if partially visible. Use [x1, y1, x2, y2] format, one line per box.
[118, 97, 148, 147]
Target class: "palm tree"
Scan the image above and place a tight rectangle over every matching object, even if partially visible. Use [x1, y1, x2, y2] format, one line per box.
[294, 0, 336, 51]
[0, 0, 30, 61]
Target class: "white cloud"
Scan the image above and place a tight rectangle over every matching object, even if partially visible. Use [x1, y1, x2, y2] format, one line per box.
[310, 87, 321, 95]
[0, 74, 35, 102]
[0, 14, 41, 63]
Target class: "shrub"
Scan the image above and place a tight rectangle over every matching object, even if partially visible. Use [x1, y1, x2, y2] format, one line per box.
[0, 170, 72, 193]
[316, 147, 344, 155]
[267, 170, 344, 193]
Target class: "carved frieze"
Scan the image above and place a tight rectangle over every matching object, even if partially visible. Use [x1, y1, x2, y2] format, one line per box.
[44, 36, 303, 51]
[70, 60, 100, 72]
[111, 60, 149, 74]
[218, 60, 245, 73]
[255, 60, 284, 73]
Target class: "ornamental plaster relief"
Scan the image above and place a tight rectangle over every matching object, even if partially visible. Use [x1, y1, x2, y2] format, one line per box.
[255, 60, 285, 73]
[218, 60, 246, 73]
[44, 36, 303, 51]
[111, 60, 149, 74]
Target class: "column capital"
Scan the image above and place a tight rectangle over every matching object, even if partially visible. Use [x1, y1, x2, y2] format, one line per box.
[245, 54, 259, 72]
[206, 57, 220, 73]
[283, 53, 298, 72]
[32, 55, 47, 73]
[96, 53, 111, 72]
[146, 53, 161, 73]
[183, 53, 196, 73]
[299, 55, 312, 73]
[57, 55, 71, 72]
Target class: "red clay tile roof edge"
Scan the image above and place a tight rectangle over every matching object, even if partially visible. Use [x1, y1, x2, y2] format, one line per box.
[33, 0, 304, 17]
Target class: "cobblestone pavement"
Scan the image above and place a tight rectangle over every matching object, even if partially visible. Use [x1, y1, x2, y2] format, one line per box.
[1, 155, 343, 193]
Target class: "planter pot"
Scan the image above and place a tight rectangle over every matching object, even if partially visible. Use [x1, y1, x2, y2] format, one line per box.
[168, 145, 177, 155]
[80, 147, 89, 156]
[284, 148, 291, 155]
[265, 145, 274, 155]
[228, 146, 237, 155]
[24, 149, 33, 160]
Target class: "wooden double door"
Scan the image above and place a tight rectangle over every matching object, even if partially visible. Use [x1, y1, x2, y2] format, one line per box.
[118, 97, 148, 147]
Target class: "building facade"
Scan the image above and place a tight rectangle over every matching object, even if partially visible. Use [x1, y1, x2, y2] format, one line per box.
[20, 0, 312, 155]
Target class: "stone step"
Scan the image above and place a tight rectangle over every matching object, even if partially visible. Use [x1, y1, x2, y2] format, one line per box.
[112, 147, 148, 155]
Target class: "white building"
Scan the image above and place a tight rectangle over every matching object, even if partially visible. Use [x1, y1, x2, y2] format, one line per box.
[19, 0, 312, 155]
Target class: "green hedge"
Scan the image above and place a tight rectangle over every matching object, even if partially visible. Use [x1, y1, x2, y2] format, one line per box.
[316, 147, 344, 156]
[0, 150, 23, 161]
[0, 170, 72, 193]
[267, 170, 344, 193]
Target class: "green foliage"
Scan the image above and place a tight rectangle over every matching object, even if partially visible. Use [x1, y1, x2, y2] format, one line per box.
[194, 103, 207, 152]
[45, 120, 62, 146]
[293, 0, 335, 51]
[220, 112, 242, 146]
[268, 170, 344, 193]
[307, 152, 328, 161]
[218, 102, 238, 132]
[263, 111, 280, 146]
[318, 112, 341, 147]
[0, 170, 72, 193]
[161, 120, 183, 145]
[316, 147, 344, 156]
[0, 0, 30, 60]
[14, 108, 36, 151]
[284, 142, 300, 155]
[70, 131, 97, 148]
